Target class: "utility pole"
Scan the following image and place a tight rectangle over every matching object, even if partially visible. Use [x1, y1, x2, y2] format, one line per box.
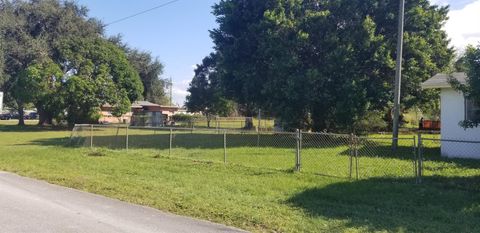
[168, 77, 173, 106]
[392, 0, 405, 149]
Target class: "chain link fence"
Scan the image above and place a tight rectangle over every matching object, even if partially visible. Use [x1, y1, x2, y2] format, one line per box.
[356, 136, 417, 179]
[419, 136, 480, 179]
[71, 124, 480, 182]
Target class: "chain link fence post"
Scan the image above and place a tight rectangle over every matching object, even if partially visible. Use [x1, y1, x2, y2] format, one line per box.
[125, 125, 129, 151]
[224, 130, 227, 164]
[90, 124, 93, 149]
[169, 128, 173, 156]
[413, 135, 417, 179]
[295, 129, 302, 172]
[349, 133, 354, 179]
[417, 133, 423, 184]
[300, 130, 303, 170]
[354, 135, 359, 180]
[257, 130, 260, 147]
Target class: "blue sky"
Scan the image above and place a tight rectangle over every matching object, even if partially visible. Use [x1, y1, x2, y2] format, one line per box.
[76, 0, 479, 106]
[76, 0, 219, 106]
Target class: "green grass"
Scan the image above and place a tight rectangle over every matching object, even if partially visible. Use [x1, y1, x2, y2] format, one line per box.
[1, 120, 480, 232]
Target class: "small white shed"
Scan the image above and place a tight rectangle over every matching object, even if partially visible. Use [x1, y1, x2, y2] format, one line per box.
[422, 72, 480, 159]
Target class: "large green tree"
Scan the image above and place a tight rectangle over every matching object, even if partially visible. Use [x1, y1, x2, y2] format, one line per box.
[109, 36, 170, 105]
[58, 37, 143, 126]
[186, 53, 235, 127]
[126, 49, 168, 104]
[1, 0, 146, 126]
[209, 0, 453, 131]
[12, 59, 64, 125]
[0, 0, 103, 125]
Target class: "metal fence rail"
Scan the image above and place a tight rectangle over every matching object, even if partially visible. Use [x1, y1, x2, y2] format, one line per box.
[70, 124, 480, 182]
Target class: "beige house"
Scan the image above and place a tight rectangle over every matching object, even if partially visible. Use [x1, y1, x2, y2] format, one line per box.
[99, 101, 180, 125]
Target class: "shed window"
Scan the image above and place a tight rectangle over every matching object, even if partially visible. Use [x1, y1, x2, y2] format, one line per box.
[465, 98, 480, 122]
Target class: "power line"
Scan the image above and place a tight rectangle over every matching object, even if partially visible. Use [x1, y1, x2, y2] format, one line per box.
[104, 0, 181, 27]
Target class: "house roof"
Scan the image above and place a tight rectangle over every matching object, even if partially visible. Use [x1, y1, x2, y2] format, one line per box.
[131, 101, 161, 108]
[421, 72, 467, 89]
[159, 105, 180, 110]
[103, 101, 179, 110]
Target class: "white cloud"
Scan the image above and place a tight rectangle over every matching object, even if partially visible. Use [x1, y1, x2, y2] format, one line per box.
[171, 79, 192, 106]
[171, 87, 188, 107]
[444, 0, 480, 50]
[430, 0, 449, 6]
[173, 87, 189, 96]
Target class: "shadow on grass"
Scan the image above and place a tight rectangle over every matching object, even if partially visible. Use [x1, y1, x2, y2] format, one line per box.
[288, 176, 480, 233]
[0, 124, 68, 132]
[34, 133, 300, 149]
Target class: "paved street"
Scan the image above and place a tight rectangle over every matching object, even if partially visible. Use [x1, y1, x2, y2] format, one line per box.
[0, 171, 246, 233]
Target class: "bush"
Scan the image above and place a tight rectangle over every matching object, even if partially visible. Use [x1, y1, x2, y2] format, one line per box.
[354, 110, 388, 133]
[172, 114, 203, 122]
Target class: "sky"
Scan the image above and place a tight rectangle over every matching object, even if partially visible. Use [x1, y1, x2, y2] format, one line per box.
[76, 0, 480, 106]
[75, 0, 219, 106]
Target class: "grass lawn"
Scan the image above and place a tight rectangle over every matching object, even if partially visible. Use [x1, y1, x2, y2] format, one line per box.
[1, 120, 480, 232]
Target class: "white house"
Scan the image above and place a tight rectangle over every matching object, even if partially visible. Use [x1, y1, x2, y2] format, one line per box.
[422, 72, 480, 159]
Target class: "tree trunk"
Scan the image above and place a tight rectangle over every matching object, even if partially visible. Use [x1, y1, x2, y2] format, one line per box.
[37, 107, 47, 125]
[18, 105, 25, 126]
[37, 107, 53, 126]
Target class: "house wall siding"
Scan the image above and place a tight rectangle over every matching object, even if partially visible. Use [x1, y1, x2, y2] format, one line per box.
[441, 88, 480, 158]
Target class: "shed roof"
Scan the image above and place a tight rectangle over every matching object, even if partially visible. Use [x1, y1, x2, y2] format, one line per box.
[421, 72, 467, 89]
[131, 101, 161, 108]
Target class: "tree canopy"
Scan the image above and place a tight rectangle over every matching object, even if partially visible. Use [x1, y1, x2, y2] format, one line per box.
[451, 45, 480, 128]
[125, 48, 168, 105]
[12, 59, 64, 124]
[186, 53, 235, 117]
[203, 0, 453, 131]
[58, 37, 142, 126]
[0, 0, 164, 126]
[108, 35, 170, 105]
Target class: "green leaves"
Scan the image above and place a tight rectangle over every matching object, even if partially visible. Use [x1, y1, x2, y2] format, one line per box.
[186, 53, 235, 117]
[58, 37, 143, 125]
[452, 45, 480, 128]
[123, 47, 168, 105]
[1, 0, 145, 126]
[206, 0, 453, 131]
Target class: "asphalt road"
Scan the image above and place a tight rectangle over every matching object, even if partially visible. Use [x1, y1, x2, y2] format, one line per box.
[0, 171, 246, 233]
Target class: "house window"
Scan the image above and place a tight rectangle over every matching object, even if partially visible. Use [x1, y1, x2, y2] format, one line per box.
[465, 98, 480, 122]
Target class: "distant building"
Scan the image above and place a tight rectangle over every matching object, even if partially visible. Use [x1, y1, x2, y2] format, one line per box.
[100, 101, 180, 127]
[130, 101, 163, 127]
[99, 104, 132, 124]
